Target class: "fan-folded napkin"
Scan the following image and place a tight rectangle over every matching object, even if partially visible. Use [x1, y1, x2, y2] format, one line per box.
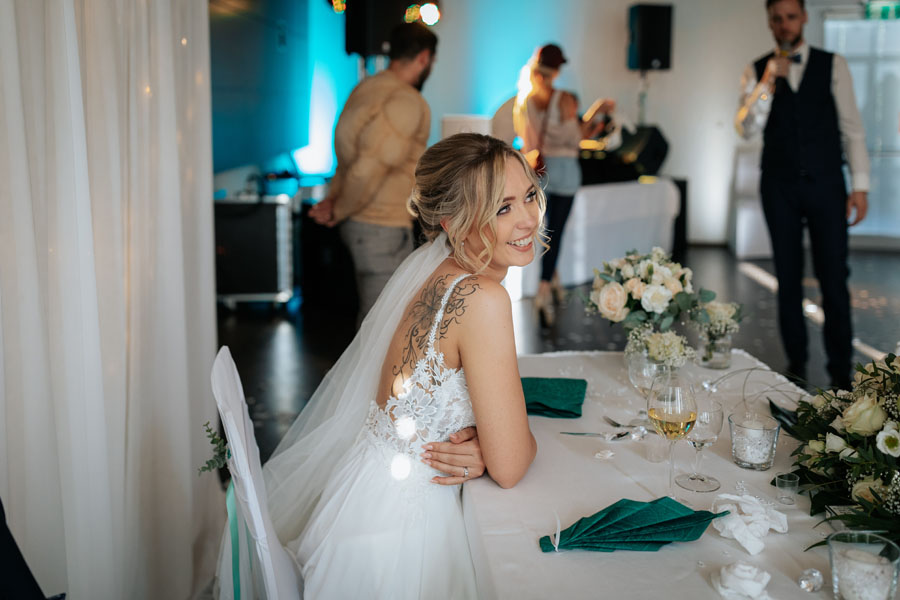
[711, 494, 787, 555]
[539, 496, 727, 552]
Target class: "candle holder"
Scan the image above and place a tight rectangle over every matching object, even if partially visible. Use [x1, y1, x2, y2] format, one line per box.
[728, 412, 779, 470]
[827, 531, 900, 600]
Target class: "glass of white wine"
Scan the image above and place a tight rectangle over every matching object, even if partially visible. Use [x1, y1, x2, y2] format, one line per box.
[675, 398, 724, 492]
[647, 369, 697, 498]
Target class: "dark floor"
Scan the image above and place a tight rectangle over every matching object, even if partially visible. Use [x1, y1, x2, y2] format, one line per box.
[218, 245, 900, 462]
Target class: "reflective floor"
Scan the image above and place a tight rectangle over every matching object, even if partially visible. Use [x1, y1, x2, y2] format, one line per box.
[218, 246, 900, 462]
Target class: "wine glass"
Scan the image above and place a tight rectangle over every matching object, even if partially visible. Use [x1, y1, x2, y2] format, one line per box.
[647, 369, 697, 498]
[675, 398, 724, 492]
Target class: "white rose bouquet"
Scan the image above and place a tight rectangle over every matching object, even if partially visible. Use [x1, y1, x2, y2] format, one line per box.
[773, 353, 900, 545]
[587, 247, 714, 333]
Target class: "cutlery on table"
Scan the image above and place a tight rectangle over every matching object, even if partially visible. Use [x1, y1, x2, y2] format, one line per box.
[559, 431, 630, 440]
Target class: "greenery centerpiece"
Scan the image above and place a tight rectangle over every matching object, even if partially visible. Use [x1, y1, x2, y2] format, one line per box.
[772, 354, 900, 545]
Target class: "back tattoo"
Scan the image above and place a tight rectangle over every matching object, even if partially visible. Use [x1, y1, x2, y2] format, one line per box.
[392, 274, 480, 377]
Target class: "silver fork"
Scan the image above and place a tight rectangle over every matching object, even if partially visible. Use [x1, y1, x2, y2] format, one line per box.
[604, 416, 657, 435]
[604, 416, 635, 428]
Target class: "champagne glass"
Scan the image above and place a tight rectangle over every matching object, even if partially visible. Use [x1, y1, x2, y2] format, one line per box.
[675, 398, 724, 492]
[647, 369, 697, 498]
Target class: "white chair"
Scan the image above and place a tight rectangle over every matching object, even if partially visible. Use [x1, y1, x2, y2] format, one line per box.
[212, 346, 302, 600]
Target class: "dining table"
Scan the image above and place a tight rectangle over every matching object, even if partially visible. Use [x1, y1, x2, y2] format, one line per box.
[462, 350, 838, 599]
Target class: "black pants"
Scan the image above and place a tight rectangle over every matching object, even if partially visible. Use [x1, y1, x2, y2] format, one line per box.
[540, 193, 575, 282]
[0, 496, 46, 599]
[760, 172, 852, 386]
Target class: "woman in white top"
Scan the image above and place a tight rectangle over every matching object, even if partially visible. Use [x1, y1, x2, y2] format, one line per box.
[514, 44, 614, 325]
[218, 133, 542, 599]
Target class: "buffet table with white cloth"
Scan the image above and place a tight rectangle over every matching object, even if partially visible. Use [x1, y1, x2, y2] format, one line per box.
[462, 350, 831, 599]
[511, 179, 680, 300]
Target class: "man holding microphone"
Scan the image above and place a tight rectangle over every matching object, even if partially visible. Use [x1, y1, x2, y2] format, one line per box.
[736, 0, 869, 389]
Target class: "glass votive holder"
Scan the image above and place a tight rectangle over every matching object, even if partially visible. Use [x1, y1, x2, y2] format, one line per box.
[729, 412, 780, 470]
[775, 472, 800, 504]
[828, 531, 900, 600]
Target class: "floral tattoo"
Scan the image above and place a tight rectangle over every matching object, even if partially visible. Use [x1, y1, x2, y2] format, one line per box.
[392, 274, 479, 377]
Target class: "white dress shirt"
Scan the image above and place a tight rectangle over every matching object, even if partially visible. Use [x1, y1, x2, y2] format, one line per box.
[735, 42, 870, 191]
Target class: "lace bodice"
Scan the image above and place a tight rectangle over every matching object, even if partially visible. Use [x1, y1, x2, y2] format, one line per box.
[363, 273, 476, 482]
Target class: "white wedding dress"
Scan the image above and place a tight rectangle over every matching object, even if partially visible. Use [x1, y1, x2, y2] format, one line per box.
[289, 273, 479, 599]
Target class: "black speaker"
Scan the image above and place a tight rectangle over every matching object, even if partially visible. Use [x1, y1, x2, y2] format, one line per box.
[579, 126, 669, 185]
[627, 4, 673, 71]
[214, 200, 293, 300]
[345, 0, 410, 56]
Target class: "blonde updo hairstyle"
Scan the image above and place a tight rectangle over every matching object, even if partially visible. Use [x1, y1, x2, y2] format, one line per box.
[408, 133, 547, 273]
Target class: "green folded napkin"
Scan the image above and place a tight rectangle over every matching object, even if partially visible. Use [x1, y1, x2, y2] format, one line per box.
[522, 377, 587, 418]
[539, 497, 728, 553]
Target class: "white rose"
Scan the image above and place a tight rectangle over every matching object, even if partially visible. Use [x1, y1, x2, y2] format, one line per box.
[637, 259, 652, 279]
[884, 420, 898, 432]
[596, 281, 629, 323]
[876, 428, 900, 457]
[640, 284, 673, 314]
[825, 432, 850, 454]
[650, 264, 672, 285]
[663, 277, 683, 295]
[811, 394, 828, 409]
[851, 477, 886, 503]
[623, 277, 646, 300]
[650, 246, 668, 262]
[842, 394, 887, 436]
[621, 263, 635, 279]
[830, 416, 845, 432]
[807, 439, 825, 455]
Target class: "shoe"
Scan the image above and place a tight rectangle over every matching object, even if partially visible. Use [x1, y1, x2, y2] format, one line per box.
[550, 272, 565, 305]
[535, 291, 556, 327]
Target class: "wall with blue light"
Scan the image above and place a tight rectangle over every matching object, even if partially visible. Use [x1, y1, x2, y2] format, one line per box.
[210, 0, 311, 174]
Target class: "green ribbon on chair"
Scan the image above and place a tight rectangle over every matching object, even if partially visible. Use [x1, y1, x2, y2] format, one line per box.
[226, 481, 241, 600]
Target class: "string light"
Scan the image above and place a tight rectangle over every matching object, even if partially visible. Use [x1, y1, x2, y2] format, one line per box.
[404, 4, 421, 23]
[420, 3, 440, 25]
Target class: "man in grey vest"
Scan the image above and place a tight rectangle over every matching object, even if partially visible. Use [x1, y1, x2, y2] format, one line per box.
[736, 0, 869, 389]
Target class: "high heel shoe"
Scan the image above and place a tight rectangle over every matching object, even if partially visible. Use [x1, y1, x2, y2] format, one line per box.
[550, 273, 565, 305]
[535, 291, 556, 327]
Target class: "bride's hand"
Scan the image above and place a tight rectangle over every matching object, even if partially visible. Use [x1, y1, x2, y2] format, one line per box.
[421, 427, 485, 485]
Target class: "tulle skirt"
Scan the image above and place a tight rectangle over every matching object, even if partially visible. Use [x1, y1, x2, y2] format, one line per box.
[290, 436, 478, 599]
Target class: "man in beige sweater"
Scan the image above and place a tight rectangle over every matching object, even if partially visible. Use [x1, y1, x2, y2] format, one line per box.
[310, 23, 436, 325]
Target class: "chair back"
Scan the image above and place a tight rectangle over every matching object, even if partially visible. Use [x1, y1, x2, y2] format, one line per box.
[212, 346, 302, 600]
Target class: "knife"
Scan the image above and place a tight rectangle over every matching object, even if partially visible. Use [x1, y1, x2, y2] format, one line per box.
[559, 431, 630, 440]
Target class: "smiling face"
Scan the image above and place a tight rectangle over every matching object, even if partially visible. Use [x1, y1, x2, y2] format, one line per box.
[462, 158, 541, 281]
[767, 0, 807, 50]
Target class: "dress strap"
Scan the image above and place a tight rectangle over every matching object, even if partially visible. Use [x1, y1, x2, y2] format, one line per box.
[427, 273, 472, 351]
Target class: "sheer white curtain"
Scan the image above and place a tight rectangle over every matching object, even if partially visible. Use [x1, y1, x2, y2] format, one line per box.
[0, 1, 223, 598]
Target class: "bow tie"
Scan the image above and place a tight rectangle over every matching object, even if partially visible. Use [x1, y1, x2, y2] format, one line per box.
[780, 53, 802, 63]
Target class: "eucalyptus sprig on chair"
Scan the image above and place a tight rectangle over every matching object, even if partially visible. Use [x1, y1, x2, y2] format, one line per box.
[198, 420, 229, 475]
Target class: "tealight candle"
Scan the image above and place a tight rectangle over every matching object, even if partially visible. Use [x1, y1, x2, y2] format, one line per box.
[729, 413, 780, 470]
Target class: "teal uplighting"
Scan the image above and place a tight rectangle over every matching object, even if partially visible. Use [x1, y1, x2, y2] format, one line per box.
[292, 0, 358, 176]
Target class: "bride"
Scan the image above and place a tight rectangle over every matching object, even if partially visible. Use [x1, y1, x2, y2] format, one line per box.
[222, 133, 544, 598]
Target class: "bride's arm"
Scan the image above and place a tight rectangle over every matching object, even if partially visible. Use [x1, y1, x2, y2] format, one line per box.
[458, 280, 536, 489]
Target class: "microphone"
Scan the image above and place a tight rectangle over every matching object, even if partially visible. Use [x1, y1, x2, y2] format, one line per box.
[776, 41, 792, 58]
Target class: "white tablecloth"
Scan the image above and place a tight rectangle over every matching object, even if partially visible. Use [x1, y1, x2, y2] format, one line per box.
[511, 179, 680, 300]
[463, 350, 830, 599]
